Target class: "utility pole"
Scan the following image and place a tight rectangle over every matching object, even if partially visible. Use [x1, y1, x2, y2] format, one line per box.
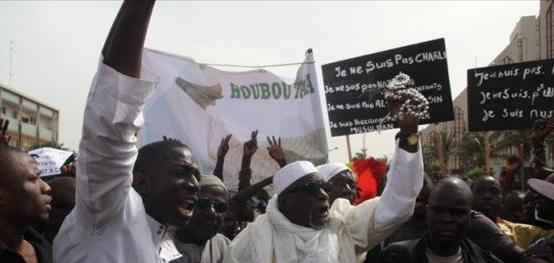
[9, 41, 14, 87]
[484, 131, 492, 175]
[346, 135, 352, 162]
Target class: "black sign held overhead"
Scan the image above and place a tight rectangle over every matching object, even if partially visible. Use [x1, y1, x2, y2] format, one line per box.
[321, 38, 454, 137]
[467, 59, 554, 132]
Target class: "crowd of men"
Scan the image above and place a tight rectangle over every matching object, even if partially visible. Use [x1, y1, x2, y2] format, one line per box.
[1, 1, 554, 263]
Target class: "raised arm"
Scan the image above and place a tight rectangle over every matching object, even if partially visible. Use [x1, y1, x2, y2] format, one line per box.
[233, 176, 273, 204]
[102, 0, 154, 78]
[214, 134, 232, 180]
[342, 75, 424, 250]
[238, 130, 258, 191]
[267, 136, 287, 168]
[373, 113, 423, 228]
[76, 0, 157, 229]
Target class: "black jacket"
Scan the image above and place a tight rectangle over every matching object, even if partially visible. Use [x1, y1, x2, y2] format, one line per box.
[381, 235, 504, 263]
[0, 228, 52, 263]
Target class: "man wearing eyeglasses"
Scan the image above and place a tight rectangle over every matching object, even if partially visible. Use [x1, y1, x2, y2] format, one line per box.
[317, 162, 358, 205]
[172, 175, 231, 263]
[224, 108, 424, 262]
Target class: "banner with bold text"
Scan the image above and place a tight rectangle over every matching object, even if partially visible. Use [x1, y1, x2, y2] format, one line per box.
[140, 49, 328, 191]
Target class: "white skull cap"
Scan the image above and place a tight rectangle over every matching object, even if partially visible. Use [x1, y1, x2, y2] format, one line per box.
[274, 161, 319, 194]
[316, 162, 352, 182]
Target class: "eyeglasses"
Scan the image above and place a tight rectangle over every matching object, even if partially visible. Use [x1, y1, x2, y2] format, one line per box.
[196, 198, 228, 213]
[324, 181, 357, 192]
[286, 181, 325, 196]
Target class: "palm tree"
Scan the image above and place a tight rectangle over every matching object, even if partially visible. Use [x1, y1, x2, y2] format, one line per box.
[457, 132, 485, 174]
[353, 148, 368, 161]
[423, 131, 457, 174]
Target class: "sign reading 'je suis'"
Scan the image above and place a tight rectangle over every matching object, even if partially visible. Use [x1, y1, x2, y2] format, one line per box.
[467, 59, 554, 132]
[322, 38, 454, 137]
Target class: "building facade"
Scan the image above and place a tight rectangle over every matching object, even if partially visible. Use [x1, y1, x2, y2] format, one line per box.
[0, 84, 59, 150]
[421, 0, 554, 173]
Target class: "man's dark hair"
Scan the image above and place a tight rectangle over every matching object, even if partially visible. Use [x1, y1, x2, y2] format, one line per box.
[133, 140, 200, 179]
[0, 145, 29, 185]
[134, 140, 187, 171]
[470, 175, 497, 190]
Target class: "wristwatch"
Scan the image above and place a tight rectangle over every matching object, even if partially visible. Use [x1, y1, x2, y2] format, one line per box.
[398, 132, 420, 146]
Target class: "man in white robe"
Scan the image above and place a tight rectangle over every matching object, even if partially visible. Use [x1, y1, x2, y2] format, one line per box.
[224, 112, 424, 263]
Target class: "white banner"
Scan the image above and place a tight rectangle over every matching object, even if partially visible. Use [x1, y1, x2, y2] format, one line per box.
[28, 147, 74, 177]
[140, 49, 328, 191]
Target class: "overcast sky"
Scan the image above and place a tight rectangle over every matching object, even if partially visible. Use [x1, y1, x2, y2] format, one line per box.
[0, 1, 539, 162]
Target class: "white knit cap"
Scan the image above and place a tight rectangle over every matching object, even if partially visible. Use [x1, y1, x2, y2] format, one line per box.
[274, 161, 319, 194]
[316, 162, 352, 182]
[200, 174, 227, 190]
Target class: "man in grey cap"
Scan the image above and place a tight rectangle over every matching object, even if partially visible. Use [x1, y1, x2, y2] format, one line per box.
[225, 111, 424, 262]
[172, 175, 231, 263]
[317, 162, 357, 205]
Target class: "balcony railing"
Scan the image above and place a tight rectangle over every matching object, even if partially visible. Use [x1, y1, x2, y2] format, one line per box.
[21, 123, 37, 137]
[39, 127, 53, 141]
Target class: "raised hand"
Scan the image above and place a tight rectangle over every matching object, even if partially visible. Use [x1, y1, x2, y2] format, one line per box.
[387, 94, 419, 135]
[243, 130, 258, 158]
[385, 74, 421, 152]
[0, 118, 11, 145]
[61, 163, 77, 178]
[101, 0, 155, 78]
[267, 136, 287, 167]
[217, 134, 232, 159]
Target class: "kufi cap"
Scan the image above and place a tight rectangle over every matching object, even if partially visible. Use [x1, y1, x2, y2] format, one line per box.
[528, 178, 554, 201]
[317, 162, 352, 182]
[274, 161, 318, 194]
[200, 174, 227, 191]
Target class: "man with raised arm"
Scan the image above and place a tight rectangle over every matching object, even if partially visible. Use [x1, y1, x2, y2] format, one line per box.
[224, 87, 424, 262]
[54, 1, 201, 262]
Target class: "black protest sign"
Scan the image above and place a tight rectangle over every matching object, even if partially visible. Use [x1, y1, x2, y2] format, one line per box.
[467, 59, 554, 132]
[321, 38, 454, 137]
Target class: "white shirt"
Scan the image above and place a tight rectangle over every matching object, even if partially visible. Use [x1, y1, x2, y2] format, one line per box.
[224, 142, 424, 263]
[426, 247, 463, 263]
[53, 61, 181, 263]
[171, 233, 231, 263]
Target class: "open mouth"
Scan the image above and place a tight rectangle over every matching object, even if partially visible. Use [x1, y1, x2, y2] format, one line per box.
[314, 205, 329, 218]
[178, 199, 196, 217]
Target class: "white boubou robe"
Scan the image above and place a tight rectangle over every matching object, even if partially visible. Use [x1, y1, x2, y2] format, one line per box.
[223, 142, 424, 263]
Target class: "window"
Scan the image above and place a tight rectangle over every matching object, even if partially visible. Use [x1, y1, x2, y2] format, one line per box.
[504, 56, 514, 64]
